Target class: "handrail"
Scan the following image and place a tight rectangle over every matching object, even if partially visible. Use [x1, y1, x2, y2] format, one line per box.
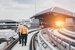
[29, 31, 39, 50]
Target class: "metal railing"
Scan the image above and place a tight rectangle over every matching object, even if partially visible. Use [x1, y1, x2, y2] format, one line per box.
[48, 29, 75, 50]
[37, 28, 75, 50]
[29, 31, 39, 50]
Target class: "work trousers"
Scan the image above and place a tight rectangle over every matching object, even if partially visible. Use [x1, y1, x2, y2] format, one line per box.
[18, 32, 21, 44]
[21, 34, 28, 46]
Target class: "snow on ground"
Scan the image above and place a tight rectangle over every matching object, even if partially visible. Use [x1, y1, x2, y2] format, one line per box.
[0, 42, 7, 50]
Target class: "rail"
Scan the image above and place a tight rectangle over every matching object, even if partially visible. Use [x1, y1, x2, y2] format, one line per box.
[29, 31, 39, 50]
[48, 29, 75, 50]
[3, 38, 19, 50]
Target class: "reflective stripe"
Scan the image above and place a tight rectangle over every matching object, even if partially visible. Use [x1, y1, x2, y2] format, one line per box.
[22, 32, 27, 34]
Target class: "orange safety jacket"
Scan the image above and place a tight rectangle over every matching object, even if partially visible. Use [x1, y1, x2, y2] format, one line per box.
[22, 26, 27, 34]
[17, 24, 23, 33]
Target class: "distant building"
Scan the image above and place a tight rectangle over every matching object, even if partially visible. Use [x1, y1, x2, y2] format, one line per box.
[0, 19, 18, 31]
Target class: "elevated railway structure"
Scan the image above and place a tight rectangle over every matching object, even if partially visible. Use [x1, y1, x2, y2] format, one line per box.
[31, 7, 75, 28]
[37, 28, 75, 50]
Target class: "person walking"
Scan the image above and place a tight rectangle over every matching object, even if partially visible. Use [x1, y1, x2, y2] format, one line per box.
[21, 24, 28, 46]
[17, 23, 23, 44]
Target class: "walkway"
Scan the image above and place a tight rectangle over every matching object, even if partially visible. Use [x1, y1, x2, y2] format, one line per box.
[12, 28, 39, 50]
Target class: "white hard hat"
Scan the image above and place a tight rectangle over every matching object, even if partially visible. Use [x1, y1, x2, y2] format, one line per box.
[23, 23, 26, 25]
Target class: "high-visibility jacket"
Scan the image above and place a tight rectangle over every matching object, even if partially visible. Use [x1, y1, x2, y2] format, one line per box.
[17, 24, 23, 33]
[22, 26, 27, 34]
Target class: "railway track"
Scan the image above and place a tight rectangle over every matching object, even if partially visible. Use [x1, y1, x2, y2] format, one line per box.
[29, 28, 75, 50]
[31, 28, 75, 50]
[5, 28, 75, 50]
[4, 38, 19, 50]
[47, 28, 75, 50]
[0, 29, 39, 50]
[58, 28, 75, 39]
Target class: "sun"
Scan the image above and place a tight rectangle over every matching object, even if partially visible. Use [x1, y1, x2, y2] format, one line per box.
[56, 21, 64, 27]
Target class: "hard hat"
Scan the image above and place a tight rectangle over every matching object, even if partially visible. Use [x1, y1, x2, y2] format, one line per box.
[23, 23, 26, 25]
[19, 22, 22, 25]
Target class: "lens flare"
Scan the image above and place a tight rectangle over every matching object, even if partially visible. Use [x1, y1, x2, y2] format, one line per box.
[56, 21, 64, 27]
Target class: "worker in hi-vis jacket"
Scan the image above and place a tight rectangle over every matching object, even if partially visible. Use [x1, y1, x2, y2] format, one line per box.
[21, 24, 28, 46]
[17, 23, 23, 44]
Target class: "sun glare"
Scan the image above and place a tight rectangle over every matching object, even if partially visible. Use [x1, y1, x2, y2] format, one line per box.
[56, 21, 64, 27]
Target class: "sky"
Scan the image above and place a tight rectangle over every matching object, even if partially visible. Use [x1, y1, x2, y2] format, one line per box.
[0, 0, 75, 21]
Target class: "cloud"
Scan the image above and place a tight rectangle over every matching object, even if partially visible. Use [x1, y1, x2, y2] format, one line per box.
[15, 0, 35, 4]
[0, 0, 35, 21]
[0, 0, 34, 10]
[34, 0, 75, 13]
[52, 0, 75, 12]
[0, 0, 75, 21]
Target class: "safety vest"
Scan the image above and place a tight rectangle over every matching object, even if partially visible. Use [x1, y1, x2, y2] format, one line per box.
[17, 24, 23, 33]
[22, 26, 27, 34]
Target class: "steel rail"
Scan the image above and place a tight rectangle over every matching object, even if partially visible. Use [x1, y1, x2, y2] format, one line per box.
[29, 31, 39, 50]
